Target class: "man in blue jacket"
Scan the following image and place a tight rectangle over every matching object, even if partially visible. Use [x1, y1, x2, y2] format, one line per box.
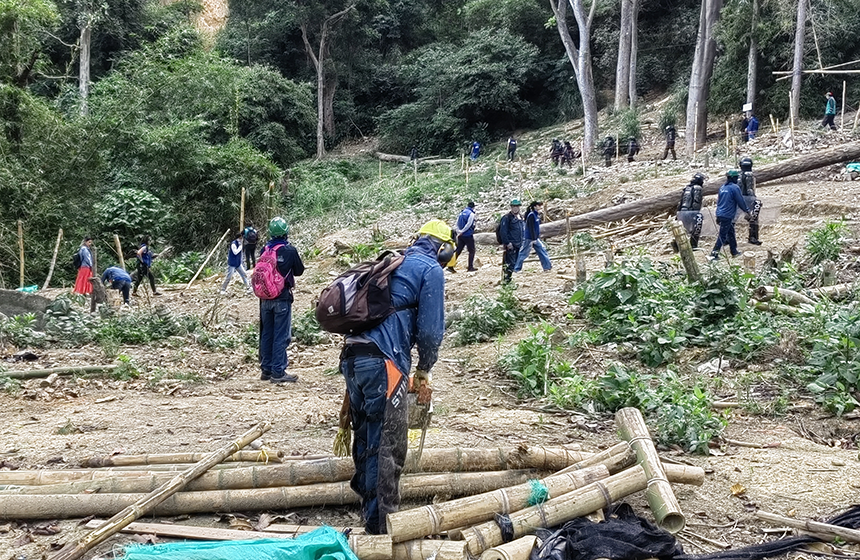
[102, 266, 133, 305]
[450, 201, 477, 272]
[259, 217, 305, 383]
[709, 170, 751, 260]
[340, 220, 449, 534]
[514, 201, 552, 272]
[499, 199, 524, 284]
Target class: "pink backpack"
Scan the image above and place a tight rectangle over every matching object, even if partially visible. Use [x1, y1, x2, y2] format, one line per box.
[252, 243, 291, 299]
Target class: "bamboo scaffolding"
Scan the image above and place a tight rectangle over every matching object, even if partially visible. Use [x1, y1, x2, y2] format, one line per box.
[457, 463, 704, 556]
[83, 450, 285, 467]
[755, 511, 860, 544]
[394, 539, 468, 560]
[42, 228, 63, 290]
[0, 446, 589, 488]
[1, 365, 117, 380]
[616, 407, 685, 533]
[386, 464, 610, 542]
[4, 470, 535, 520]
[50, 422, 271, 560]
[480, 536, 537, 560]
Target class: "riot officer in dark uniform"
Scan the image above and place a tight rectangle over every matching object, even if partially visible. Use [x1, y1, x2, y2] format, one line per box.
[602, 136, 616, 167]
[677, 172, 705, 248]
[662, 125, 677, 160]
[739, 157, 762, 245]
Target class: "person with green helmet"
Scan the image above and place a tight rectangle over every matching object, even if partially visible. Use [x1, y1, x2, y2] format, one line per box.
[340, 219, 451, 534]
[498, 199, 524, 284]
[709, 170, 751, 260]
[257, 217, 305, 383]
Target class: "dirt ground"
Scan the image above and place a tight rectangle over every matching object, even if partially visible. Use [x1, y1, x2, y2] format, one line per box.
[2, 139, 860, 559]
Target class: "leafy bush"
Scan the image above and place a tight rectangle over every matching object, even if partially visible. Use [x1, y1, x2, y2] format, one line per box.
[502, 321, 571, 397]
[95, 307, 199, 345]
[293, 308, 326, 346]
[804, 307, 860, 414]
[0, 313, 46, 348]
[152, 251, 207, 284]
[453, 285, 522, 345]
[95, 188, 166, 241]
[805, 220, 849, 265]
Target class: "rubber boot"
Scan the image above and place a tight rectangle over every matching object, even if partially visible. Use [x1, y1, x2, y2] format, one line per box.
[748, 223, 762, 245]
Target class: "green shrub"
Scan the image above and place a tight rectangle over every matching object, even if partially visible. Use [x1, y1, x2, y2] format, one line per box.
[0, 313, 46, 348]
[501, 321, 570, 397]
[293, 308, 326, 346]
[805, 220, 849, 265]
[152, 251, 207, 284]
[453, 285, 522, 345]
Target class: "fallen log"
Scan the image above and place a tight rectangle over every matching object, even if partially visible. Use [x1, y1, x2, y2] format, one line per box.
[374, 152, 453, 165]
[1, 365, 117, 380]
[0, 445, 590, 488]
[480, 536, 537, 560]
[752, 286, 817, 306]
[474, 141, 860, 244]
[755, 510, 860, 544]
[616, 407, 685, 533]
[2, 470, 535, 520]
[386, 464, 610, 542]
[752, 301, 800, 316]
[50, 421, 271, 560]
[815, 283, 856, 300]
[83, 450, 285, 467]
[457, 463, 704, 556]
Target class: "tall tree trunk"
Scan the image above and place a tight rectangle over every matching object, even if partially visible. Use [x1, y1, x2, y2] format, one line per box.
[550, 0, 599, 155]
[685, 0, 722, 153]
[323, 74, 337, 137]
[300, 5, 354, 159]
[745, 0, 758, 108]
[79, 22, 91, 116]
[628, 0, 639, 108]
[789, 0, 807, 125]
[614, 0, 632, 111]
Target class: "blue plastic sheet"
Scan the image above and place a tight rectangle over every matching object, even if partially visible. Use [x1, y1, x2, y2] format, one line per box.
[122, 526, 359, 560]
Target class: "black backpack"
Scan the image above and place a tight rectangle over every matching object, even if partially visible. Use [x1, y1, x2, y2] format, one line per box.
[495, 218, 505, 245]
[244, 227, 258, 244]
[71, 251, 82, 271]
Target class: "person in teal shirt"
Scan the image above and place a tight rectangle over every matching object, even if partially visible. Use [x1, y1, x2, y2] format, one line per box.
[822, 92, 837, 130]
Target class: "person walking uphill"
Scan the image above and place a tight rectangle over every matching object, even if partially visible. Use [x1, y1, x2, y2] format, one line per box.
[498, 199, 524, 284]
[822, 92, 837, 131]
[662, 125, 677, 160]
[102, 266, 133, 305]
[132, 235, 159, 297]
[514, 201, 552, 272]
[709, 170, 751, 260]
[243, 223, 259, 270]
[73, 237, 94, 295]
[221, 232, 251, 294]
[340, 220, 449, 534]
[254, 217, 304, 384]
[451, 202, 477, 272]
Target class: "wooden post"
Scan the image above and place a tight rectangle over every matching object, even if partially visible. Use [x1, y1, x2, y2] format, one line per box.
[42, 228, 63, 290]
[414, 158, 418, 187]
[743, 251, 756, 272]
[465, 160, 470, 186]
[494, 161, 498, 189]
[185, 229, 231, 291]
[789, 92, 796, 156]
[669, 220, 700, 283]
[239, 187, 246, 235]
[461, 153, 465, 171]
[17, 219, 24, 288]
[842, 80, 847, 131]
[565, 210, 572, 254]
[267, 181, 275, 224]
[113, 234, 125, 270]
[725, 121, 730, 157]
[49, 422, 271, 560]
[575, 257, 587, 284]
[769, 114, 776, 133]
[604, 247, 614, 269]
[822, 262, 836, 286]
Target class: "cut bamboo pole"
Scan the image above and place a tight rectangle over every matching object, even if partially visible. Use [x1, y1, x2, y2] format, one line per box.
[842, 81, 847, 131]
[114, 234, 125, 270]
[239, 187, 246, 236]
[387, 464, 609, 542]
[555, 441, 635, 475]
[752, 286, 816, 306]
[18, 219, 24, 288]
[394, 539, 467, 560]
[185, 229, 230, 290]
[616, 407, 685, 533]
[2, 365, 117, 380]
[83, 450, 284, 467]
[355, 534, 393, 560]
[752, 301, 799, 316]
[480, 536, 537, 560]
[50, 422, 271, 560]
[669, 220, 700, 283]
[756, 511, 860, 544]
[42, 228, 63, 290]
[5, 470, 534, 520]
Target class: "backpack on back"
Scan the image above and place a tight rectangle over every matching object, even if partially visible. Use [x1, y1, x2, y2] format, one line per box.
[71, 251, 83, 271]
[252, 243, 290, 299]
[245, 227, 258, 244]
[495, 219, 504, 245]
[315, 253, 409, 335]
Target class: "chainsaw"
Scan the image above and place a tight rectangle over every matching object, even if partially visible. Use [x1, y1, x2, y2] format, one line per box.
[407, 378, 432, 470]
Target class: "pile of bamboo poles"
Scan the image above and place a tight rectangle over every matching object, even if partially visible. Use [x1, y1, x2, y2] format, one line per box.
[0, 410, 706, 560]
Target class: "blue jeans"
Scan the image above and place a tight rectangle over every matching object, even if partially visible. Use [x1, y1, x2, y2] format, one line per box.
[711, 217, 740, 256]
[514, 239, 552, 271]
[259, 299, 293, 377]
[221, 265, 249, 290]
[341, 351, 407, 534]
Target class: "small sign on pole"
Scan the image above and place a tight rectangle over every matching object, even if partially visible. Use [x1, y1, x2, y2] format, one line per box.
[742, 102, 753, 113]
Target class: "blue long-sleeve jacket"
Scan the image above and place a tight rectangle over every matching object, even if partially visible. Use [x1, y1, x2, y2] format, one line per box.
[456, 207, 476, 237]
[499, 212, 524, 247]
[715, 182, 751, 220]
[261, 237, 305, 301]
[525, 210, 541, 241]
[363, 237, 445, 376]
[102, 266, 132, 287]
[78, 245, 93, 269]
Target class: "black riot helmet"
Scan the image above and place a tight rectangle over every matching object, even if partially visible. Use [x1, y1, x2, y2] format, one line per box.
[739, 157, 753, 172]
[691, 172, 706, 186]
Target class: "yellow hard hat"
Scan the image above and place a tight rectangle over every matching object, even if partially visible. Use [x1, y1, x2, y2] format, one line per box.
[418, 220, 453, 244]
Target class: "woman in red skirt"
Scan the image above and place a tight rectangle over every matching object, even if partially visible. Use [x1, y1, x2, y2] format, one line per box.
[73, 237, 94, 295]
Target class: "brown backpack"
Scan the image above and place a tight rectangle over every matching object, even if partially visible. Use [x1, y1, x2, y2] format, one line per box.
[315, 253, 414, 335]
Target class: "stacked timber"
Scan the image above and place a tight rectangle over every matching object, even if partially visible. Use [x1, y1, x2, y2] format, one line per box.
[0, 412, 706, 560]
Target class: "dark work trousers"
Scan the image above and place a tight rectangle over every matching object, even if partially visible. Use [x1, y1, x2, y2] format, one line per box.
[711, 217, 740, 257]
[662, 144, 676, 160]
[455, 234, 476, 270]
[244, 243, 257, 269]
[503, 245, 519, 284]
[341, 345, 408, 534]
[133, 261, 156, 294]
[822, 114, 837, 130]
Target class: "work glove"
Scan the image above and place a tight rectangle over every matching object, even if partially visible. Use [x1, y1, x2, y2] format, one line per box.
[414, 369, 433, 405]
[743, 213, 752, 221]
